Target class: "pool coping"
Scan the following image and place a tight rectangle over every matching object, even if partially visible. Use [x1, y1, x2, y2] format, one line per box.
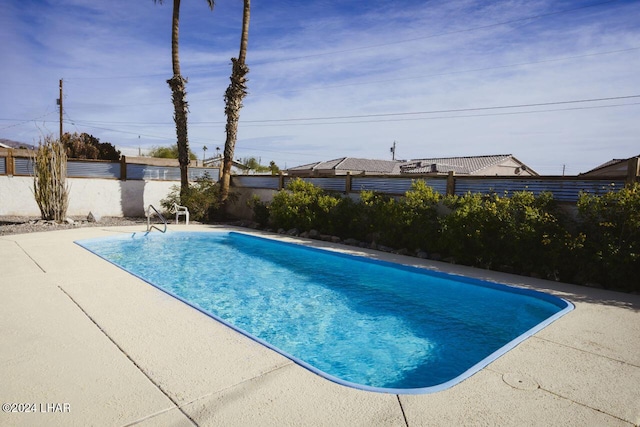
[1, 224, 639, 426]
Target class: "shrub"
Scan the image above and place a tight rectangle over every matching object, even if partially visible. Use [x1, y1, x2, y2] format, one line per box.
[358, 190, 403, 246]
[327, 195, 366, 239]
[32, 136, 69, 222]
[439, 192, 491, 266]
[248, 179, 639, 292]
[269, 178, 340, 231]
[398, 180, 443, 251]
[500, 191, 569, 279]
[439, 190, 568, 277]
[148, 144, 197, 160]
[161, 172, 223, 222]
[576, 183, 640, 291]
[248, 195, 270, 227]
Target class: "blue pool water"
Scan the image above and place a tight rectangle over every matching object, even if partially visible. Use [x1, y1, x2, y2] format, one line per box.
[76, 231, 573, 394]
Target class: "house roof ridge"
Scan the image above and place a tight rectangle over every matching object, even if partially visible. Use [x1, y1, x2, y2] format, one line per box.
[333, 157, 349, 169]
[408, 154, 512, 161]
[473, 154, 513, 173]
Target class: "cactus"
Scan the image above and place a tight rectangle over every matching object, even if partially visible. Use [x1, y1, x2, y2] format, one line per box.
[32, 136, 69, 222]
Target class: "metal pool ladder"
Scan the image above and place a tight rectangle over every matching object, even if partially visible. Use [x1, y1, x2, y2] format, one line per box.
[146, 204, 167, 233]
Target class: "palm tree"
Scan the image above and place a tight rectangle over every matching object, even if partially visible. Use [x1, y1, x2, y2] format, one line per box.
[220, 0, 250, 207]
[154, 0, 214, 199]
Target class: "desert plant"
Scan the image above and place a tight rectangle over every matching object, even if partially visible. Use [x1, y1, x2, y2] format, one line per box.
[32, 136, 69, 222]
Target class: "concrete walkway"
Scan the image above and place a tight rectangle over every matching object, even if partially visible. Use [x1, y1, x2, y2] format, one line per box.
[1, 225, 639, 427]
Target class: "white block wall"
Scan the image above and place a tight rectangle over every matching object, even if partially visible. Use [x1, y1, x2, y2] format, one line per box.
[0, 176, 176, 217]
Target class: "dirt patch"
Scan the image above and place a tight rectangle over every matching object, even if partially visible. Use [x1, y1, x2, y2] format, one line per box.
[0, 216, 149, 236]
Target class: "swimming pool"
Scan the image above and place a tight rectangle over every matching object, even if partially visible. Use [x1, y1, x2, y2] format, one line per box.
[76, 231, 573, 394]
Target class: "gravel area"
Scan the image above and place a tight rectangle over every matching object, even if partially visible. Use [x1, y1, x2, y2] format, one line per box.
[0, 216, 150, 236]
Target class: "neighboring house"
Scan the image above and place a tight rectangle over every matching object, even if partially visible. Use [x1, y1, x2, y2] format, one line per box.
[287, 154, 537, 176]
[203, 155, 250, 174]
[580, 155, 640, 178]
[287, 157, 403, 176]
[0, 139, 36, 149]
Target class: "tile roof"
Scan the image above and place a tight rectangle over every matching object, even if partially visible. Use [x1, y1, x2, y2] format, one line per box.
[400, 155, 513, 174]
[582, 155, 640, 175]
[287, 154, 534, 176]
[335, 158, 402, 173]
[287, 157, 402, 174]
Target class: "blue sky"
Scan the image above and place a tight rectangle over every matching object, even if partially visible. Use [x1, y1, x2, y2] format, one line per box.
[1, 0, 639, 174]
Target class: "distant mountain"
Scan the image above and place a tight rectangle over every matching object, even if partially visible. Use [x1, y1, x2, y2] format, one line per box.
[0, 138, 36, 149]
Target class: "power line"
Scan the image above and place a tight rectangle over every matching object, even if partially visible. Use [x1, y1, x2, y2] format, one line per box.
[61, 122, 172, 141]
[64, 121, 224, 146]
[63, 111, 80, 134]
[235, 94, 640, 124]
[239, 102, 640, 127]
[64, 73, 168, 81]
[8, 95, 637, 148]
[70, 119, 175, 126]
[26, 94, 640, 129]
[0, 111, 56, 131]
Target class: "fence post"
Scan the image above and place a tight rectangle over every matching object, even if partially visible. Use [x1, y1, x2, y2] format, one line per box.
[345, 172, 352, 194]
[6, 149, 15, 176]
[120, 156, 127, 181]
[278, 171, 285, 190]
[446, 171, 456, 196]
[627, 157, 639, 186]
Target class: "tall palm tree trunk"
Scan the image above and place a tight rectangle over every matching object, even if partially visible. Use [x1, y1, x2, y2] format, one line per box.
[220, 0, 250, 208]
[168, 0, 190, 198]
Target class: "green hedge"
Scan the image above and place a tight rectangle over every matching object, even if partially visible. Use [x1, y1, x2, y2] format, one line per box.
[258, 178, 639, 292]
[575, 183, 640, 291]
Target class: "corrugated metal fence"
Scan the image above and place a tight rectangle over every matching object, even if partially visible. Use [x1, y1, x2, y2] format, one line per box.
[0, 149, 219, 182]
[453, 177, 625, 202]
[231, 174, 631, 203]
[3, 148, 634, 202]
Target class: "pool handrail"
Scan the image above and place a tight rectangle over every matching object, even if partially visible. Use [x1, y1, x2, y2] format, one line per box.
[146, 204, 167, 233]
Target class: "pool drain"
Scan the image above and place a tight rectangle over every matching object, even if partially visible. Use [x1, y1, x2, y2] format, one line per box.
[502, 372, 539, 390]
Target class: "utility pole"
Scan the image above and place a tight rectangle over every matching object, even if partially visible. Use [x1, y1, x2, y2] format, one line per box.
[57, 79, 63, 140]
[390, 141, 397, 160]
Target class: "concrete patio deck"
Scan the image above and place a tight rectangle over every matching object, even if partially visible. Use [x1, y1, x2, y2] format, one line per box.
[1, 224, 639, 427]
